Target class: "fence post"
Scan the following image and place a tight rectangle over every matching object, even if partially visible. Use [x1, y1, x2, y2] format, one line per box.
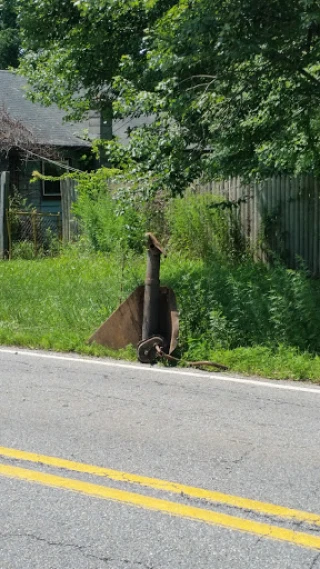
[0, 171, 9, 259]
[31, 211, 38, 257]
[61, 179, 78, 244]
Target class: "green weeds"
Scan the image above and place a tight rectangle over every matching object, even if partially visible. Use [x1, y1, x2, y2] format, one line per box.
[162, 256, 320, 353]
[2, 190, 320, 381]
[1, 250, 320, 380]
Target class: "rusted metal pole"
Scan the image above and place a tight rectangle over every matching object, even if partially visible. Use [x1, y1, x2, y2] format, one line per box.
[142, 233, 164, 340]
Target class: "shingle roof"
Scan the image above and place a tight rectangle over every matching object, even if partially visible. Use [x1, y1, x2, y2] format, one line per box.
[0, 71, 91, 148]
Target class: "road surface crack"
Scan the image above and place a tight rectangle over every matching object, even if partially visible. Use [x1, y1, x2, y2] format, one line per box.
[309, 552, 320, 569]
[0, 531, 154, 568]
[85, 553, 154, 568]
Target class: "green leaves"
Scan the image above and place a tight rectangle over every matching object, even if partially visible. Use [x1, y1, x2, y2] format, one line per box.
[117, 0, 320, 183]
[16, 0, 320, 191]
[0, 0, 19, 68]
[17, 0, 177, 117]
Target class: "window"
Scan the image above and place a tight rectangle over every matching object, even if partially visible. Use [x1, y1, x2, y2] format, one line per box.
[42, 161, 68, 198]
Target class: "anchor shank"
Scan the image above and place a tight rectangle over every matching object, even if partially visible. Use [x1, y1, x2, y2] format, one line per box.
[142, 234, 163, 340]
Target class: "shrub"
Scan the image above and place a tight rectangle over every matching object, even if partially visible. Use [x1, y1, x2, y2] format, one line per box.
[73, 170, 147, 254]
[11, 240, 36, 260]
[165, 193, 245, 260]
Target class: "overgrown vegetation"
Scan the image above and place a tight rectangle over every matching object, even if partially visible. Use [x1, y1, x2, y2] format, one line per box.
[1, 0, 319, 379]
[72, 169, 148, 254]
[163, 256, 320, 355]
[2, 189, 320, 381]
[0, 0, 19, 69]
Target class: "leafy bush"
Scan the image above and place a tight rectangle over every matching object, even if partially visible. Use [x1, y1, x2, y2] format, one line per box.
[11, 241, 36, 260]
[73, 169, 147, 254]
[73, 171, 245, 261]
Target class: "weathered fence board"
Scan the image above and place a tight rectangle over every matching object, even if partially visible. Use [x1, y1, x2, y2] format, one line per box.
[197, 175, 320, 276]
[61, 179, 78, 244]
[0, 171, 9, 259]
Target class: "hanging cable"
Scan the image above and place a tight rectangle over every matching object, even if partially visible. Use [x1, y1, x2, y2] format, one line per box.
[18, 147, 85, 173]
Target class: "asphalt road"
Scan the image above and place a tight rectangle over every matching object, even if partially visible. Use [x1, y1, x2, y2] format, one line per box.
[1, 347, 320, 569]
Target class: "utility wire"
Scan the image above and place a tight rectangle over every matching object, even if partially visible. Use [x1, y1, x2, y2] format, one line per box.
[19, 147, 85, 173]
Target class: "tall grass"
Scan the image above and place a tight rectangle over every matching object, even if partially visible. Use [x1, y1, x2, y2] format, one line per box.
[162, 255, 320, 354]
[1, 250, 320, 379]
[2, 190, 320, 380]
[0, 250, 143, 355]
[165, 193, 245, 260]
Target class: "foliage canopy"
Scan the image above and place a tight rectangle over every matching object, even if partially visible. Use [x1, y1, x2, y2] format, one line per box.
[0, 0, 19, 68]
[17, 0, 320, 191]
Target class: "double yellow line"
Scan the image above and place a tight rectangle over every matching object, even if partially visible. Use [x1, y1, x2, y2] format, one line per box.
[0, 445, 319, 550]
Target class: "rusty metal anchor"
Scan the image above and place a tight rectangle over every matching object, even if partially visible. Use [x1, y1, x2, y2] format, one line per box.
[89, 233, 179, 363]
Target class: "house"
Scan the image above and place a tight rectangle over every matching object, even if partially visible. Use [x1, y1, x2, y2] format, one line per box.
[0, 70, 155, 256]
[0, 70, 94, 215]
[0, 70, 154, 215]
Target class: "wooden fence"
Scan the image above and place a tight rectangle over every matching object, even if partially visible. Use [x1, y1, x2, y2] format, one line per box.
[194, 175, 320, 276]
[2, 167, 320, 274]
[60, 179, 78, 243]
[0, 171, 9, 259]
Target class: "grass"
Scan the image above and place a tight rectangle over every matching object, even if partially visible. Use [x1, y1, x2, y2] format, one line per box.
[200, 346, 320, 381]
[0, 251, 142, 359]
[1, 250, 320, 381]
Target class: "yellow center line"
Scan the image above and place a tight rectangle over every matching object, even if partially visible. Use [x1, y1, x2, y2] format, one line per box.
[0, 462, 320, 551]
[0, 445, 319, 527]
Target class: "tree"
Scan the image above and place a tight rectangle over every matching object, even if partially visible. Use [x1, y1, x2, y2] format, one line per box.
[17, 0, 320, 193]
[17, 0, 177, 118]
[113, 0, 320, 185]
[0, 105, 33, 152]
[0, 0, 20, 68]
